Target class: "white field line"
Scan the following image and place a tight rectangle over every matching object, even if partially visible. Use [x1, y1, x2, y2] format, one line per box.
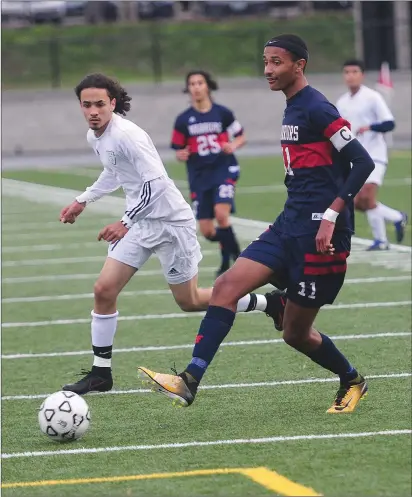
[2, 275, 411, 304]
[2, 332, 409, 360]
[4, 178, 411, 252]
[2, 220, 117, 232]
[2, 266, 219, 284]
[2, 302, 411, 329]
[2, 231, 100, 242]
[2, 256, 106, 267]
[2, 250, 216, 267]
[2, 373, 410, 401]
[2, 429, 411, 459]
[1, 242, 100, 254]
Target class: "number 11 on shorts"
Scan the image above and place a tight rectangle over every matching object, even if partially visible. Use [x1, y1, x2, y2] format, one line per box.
[298, 281, 316, 299]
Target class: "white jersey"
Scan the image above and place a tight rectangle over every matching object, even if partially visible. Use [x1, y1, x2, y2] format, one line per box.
[336, 85, 394, 165]
[76, 113, 194, 228]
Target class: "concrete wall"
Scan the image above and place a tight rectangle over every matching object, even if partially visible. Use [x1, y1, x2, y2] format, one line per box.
[2, 72, 411, 157]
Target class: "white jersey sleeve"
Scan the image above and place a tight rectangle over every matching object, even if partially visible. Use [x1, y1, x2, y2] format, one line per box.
[75, 168, 121, 204]
[373, 92, 394, 123]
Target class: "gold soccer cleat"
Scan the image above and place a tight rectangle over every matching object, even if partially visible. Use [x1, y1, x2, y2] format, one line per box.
[327, 375, 368, 413]
[137, 367, 197, 407]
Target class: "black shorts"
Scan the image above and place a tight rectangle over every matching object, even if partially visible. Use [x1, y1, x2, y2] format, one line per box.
[241, 227, 351, 308]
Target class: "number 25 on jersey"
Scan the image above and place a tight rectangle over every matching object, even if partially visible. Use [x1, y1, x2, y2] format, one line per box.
[197, 134, 220, 156]
[282, 145, 294, 176]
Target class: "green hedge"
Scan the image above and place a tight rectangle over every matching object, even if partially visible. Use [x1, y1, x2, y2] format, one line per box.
[2, 14, 354, 89]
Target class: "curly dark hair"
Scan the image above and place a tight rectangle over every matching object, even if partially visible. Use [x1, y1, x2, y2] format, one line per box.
[75, 73, 132, 115]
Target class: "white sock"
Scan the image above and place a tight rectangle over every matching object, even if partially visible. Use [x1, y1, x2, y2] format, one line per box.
[91, 310, 119, 368]
[376, 202, 403, 223]
[366, 207, 387, 242]
[236, 293, 267, 313]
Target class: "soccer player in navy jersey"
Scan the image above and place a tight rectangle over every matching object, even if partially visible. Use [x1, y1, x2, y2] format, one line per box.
[138, 35, 375, 414]
[171, 71, 246, 276]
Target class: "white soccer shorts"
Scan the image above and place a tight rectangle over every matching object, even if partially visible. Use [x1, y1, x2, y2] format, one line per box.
[107, 219, 202, 285]
[365, 161, 386, 186]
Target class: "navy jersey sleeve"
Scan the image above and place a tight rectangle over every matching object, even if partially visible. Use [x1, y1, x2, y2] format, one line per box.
[309, 101, 352, 143]
[171, 115, 188, 150]
[221, 106, 244, 138]
[309, 100, 375, 203]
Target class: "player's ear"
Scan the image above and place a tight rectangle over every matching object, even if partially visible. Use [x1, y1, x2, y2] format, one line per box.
[110, 98, 116, 111]
[296, 59, 306, 74]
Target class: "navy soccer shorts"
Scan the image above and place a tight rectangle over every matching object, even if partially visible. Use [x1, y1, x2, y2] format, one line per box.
[191, 177, 237, 220]
[241, 226, 351, 308]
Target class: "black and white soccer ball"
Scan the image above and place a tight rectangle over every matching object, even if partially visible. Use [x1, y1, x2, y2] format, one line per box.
[38, 391, 90, 442]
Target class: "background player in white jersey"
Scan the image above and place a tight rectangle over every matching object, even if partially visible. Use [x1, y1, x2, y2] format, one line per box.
[336, 59, 407, 250]
[59, 73, 278, 395]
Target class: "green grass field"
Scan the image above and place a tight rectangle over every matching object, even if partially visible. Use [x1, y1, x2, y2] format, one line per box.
[1, 152, 411, 496]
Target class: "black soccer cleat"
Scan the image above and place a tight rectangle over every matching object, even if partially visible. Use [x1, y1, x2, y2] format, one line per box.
[264, 289, 287, 332]
[62, 367, 113, 395]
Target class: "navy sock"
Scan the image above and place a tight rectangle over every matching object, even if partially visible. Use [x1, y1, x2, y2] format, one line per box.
[305, 333, 358, 384]
[206, 232, 230, 268]
[216, 226, 240, 258]
[185, 306, 235, 382]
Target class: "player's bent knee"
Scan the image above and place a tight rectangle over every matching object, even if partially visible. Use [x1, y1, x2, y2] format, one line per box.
[210, 272, 241, 306]
[365, 198, 377, 210]
[174, 295, 198, 313]
[214, 206, 230, 227]
[202, 228, 215, 239]
[282, 328, 312, 349]
[93, 280, 117, 304]
[199, 222, 215, 239]
[215, 213, 229, 227]
[282, 316, 312, 349]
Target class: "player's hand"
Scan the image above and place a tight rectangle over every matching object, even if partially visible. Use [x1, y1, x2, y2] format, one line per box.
[315, 220, 336, 255]
[356, 125, 370, 136]
[221, 142, 234, 154]
[97, 221, 128, 243]
[60, 201, 86, 224]
[176, 147, 190, 161]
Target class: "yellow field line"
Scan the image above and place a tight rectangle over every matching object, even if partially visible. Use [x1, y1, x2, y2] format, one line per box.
[241, 467, 321, 496]
[2, 466, 322, 496]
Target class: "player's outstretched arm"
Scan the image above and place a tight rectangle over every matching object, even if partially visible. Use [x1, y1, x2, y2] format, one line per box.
[75, 168, 121, 205]
[60, 169, 121, 225]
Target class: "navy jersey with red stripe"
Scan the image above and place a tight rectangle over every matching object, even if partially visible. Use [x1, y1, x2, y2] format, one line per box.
[171, 103, 243, 191]
[276, 85, 354, 236]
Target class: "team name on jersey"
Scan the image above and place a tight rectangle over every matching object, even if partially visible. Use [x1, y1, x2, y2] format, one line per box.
[188, 122, 222, 136]
[281, 125, 299, 141]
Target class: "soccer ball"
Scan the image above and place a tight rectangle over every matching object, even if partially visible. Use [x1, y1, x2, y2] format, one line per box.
[38, 391, 90, 442]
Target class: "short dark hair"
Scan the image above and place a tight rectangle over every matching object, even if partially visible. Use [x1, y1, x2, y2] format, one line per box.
[75, 73, 132, 115]
[267, 34, 308, 61]
[184, 70, 218, 93]
[265, 34, 308, 72]
[343, 59, 365, 73]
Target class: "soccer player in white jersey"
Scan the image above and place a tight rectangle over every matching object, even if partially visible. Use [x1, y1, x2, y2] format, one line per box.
[59, 74, 283, 395]
[336, 60, 407, 250]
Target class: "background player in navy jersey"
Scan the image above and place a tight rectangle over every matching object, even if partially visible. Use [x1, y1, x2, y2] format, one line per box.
[171, 70, 246, 276]
[138, 35, 375, 414]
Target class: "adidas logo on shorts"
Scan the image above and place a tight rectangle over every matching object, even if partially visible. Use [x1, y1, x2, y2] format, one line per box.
[168, 268, 179, 275]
